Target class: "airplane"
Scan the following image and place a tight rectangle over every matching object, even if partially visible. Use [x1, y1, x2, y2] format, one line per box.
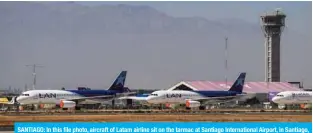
[16, 71, 134, 110]
[271, 91, 312, 107]
[0, 97, 10, 104]
[120, 72, 248, 109]
[0, 96, 19, 111]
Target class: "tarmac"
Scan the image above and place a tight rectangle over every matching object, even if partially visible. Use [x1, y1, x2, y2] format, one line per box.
[1, 109, 311, 115]
[0, 109, 311, 131]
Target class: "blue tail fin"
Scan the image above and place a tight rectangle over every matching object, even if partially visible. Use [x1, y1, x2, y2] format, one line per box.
[108, 71, 127, 91]
[228, 72, 246, 93]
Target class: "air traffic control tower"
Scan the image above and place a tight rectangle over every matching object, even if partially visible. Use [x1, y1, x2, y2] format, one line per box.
[261, 9, 286, 82]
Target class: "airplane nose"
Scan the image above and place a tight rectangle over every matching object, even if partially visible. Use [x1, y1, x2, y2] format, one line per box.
[16, 96, 24, 103]
[146, 97, 152, 102]
[16, 97, 21, 102]
[146, 97, 156, 103]
[271, 97, 279, 103]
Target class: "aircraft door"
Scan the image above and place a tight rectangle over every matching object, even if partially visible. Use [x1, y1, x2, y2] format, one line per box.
[290, 93, 299, 103]
[33, 93, 39, 100]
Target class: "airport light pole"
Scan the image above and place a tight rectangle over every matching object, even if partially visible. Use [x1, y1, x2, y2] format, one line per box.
[26, 64, 44, 90]
[225, 37, 228, 87]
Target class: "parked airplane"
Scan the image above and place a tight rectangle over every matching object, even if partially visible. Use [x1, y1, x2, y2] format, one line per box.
[121, 72, 248, 109]
[0, 97, 9, 104]
[0, 96, 18, 111]
[271, 91, 312, 105]
[16, 71, 133, 109]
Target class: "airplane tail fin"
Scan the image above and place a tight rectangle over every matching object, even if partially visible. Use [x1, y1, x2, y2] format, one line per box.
[108, 71, 127, 92]
[228, 72, 246, 93]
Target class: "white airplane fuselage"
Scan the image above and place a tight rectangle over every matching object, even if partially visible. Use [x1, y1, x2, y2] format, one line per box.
[272, 91, 312, 104]
[147, 90, 206, 104]
[16, 90, 82, 105]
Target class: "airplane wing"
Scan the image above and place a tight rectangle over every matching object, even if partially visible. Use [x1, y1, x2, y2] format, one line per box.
[62, 92, 137, 101]
[116, 92, 138, 96]
[195, 94, 256, 105]
[118, 96, 150, 105]
[195, 95, 241, 100]
[118, 96, 149, 101]
[63, 95, 115, 101]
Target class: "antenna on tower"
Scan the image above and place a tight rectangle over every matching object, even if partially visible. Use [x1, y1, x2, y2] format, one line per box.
[275, 8, 282, 13]
[24, 84, 28, 91]
[26, 64, 44, 90]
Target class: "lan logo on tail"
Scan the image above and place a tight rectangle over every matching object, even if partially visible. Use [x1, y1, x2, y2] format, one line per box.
[116, 76, 125, 86]
[235, 78, 244, 87]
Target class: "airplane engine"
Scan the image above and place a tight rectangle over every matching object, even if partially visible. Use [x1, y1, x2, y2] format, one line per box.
[300, 103, 312, 109]
[59, 100, 76, 108]
[186, 100, 201, 108]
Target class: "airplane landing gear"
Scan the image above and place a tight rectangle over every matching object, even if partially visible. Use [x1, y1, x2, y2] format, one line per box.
[199, 106, 205, 110]
[75, 106, 81, 110]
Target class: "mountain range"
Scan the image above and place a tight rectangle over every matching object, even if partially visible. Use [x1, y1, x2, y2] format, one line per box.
[0, 2, 311, 89]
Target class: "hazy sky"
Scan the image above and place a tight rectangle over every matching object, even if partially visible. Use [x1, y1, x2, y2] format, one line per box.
[78, 1, 311, 35]
[0, 1, 311, 91]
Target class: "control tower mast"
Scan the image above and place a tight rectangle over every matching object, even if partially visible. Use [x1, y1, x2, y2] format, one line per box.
[26, 64, 44, 90]
[260, 8, 286, 82]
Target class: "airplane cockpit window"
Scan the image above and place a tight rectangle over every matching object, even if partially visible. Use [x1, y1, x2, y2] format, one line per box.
[276, 94, 284, 97]
[21, 94, 30, 96]
[150, 94, 158, 96]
